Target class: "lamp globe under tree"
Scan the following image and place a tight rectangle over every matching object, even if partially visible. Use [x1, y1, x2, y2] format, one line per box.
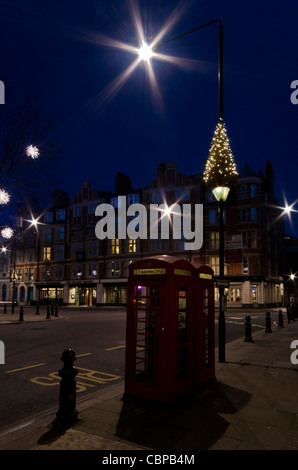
[203, 118, 238, 201]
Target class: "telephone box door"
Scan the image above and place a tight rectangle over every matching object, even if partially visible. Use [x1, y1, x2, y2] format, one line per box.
[125, 280, 167, 402]
[196, 265, 215, 387]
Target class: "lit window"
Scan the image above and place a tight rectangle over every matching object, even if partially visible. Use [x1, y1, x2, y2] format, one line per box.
[111, 239, 120, 255]
[209, 256, 220, 275]
[43, 247, 51, 261]
[129, 239, 137, 253]
[209, 232, 219, 249]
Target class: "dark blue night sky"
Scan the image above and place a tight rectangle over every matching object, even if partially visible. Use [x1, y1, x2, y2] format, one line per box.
[1, 0, 298, 235]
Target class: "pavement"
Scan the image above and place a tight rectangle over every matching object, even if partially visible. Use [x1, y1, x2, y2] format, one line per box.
[0, 307, 298, 451]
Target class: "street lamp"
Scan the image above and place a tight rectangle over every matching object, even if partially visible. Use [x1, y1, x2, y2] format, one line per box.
[212, 186, 230, 363]
[1, 229, 17, 314]
[138, 18, 238, 362]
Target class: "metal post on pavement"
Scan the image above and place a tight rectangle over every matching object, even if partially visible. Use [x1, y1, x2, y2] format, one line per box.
[19, 306, 24, 322]
[46, 305, 50, 319]
[278, 309, 284, 328]
[53, 349, 79, 428]
[265, 311, 272, 333]
[55, 303, 58, 317]
[3, 304, 7, 314]
[36, 302, 40, 315]
[244, 315, 253, 342]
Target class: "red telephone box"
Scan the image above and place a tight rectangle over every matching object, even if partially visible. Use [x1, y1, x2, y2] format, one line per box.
[124, 255, 196, 403]
[195, 265, 215, 387]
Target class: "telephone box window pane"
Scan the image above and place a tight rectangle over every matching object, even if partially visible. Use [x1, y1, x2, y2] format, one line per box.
[133, 285, 160, 385]
[176, 287, 189, 382]
[203, 288, 212, 365]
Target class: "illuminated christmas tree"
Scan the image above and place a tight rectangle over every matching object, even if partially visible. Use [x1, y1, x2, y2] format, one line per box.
[203, 118, 238, 188]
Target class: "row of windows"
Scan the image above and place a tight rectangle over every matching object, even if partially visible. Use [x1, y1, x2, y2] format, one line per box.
[72, 194, 141, 217]
[44, 209, 66, 222]
[152, 188, 190, 203]
[14, 228, 262, 264]
[207, 231, 261, 250]
[207, 208, 260, 224]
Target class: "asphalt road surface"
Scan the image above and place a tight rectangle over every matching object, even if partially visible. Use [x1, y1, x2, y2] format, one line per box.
[0, 306, 282, 431]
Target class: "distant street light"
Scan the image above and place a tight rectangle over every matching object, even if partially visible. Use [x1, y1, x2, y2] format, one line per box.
[26, 145, 40, 159]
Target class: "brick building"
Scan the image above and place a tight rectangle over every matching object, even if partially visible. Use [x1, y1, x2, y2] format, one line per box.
[5, 160, 285, 309]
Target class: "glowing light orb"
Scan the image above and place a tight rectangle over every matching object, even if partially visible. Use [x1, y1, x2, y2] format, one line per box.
[26, 145, 39, 159]
[0, 190, 10, 205]
[138, 42, 154, 62]
[1, 227, 14, 239]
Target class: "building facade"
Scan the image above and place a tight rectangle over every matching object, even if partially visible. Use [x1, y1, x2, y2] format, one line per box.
[4, 161, 285, 309]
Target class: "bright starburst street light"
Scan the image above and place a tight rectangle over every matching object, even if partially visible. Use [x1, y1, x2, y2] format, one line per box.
[89, 1, 201, 110]
[1, 227, 14, 239]
[26, 145, 39, 159]
[138, 42, 154, 62]
[0, 189, 10, 205]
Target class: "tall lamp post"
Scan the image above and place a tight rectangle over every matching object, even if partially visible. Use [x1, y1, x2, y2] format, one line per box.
[146, 19, 236, 362]
[1, 227, 17, 314]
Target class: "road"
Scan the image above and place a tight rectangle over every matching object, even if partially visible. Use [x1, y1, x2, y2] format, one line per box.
[0, 306, 283, 432]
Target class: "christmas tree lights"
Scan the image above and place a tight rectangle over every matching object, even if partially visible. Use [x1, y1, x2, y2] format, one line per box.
[203, 118, 238, 188]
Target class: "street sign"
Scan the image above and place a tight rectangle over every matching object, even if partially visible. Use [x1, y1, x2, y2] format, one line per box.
[215, 279, 230, 288]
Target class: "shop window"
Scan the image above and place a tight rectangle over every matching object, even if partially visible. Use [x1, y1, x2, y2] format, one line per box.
[252, 285, 258, 303]
[229, 288, 241, 303]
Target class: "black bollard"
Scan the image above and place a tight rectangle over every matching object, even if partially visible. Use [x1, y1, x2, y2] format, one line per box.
[36, 302, 40, 315]
[265, 311, 272, 333]
[53, 349, 79, 428]
[19, 306, 24, 322]
[51, 303, 54, 316]
[244, 315, 253, 342]
[46, 305, 50, 319]
[278, 309, 284, 328]
[3, 304, 7, 314]
[55, 304, 58, 317]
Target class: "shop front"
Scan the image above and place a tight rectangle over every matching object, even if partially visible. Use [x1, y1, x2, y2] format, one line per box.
[37, 284, 64, 304]
[102, 280, 128, 305]
[68, 285, 97, 306]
